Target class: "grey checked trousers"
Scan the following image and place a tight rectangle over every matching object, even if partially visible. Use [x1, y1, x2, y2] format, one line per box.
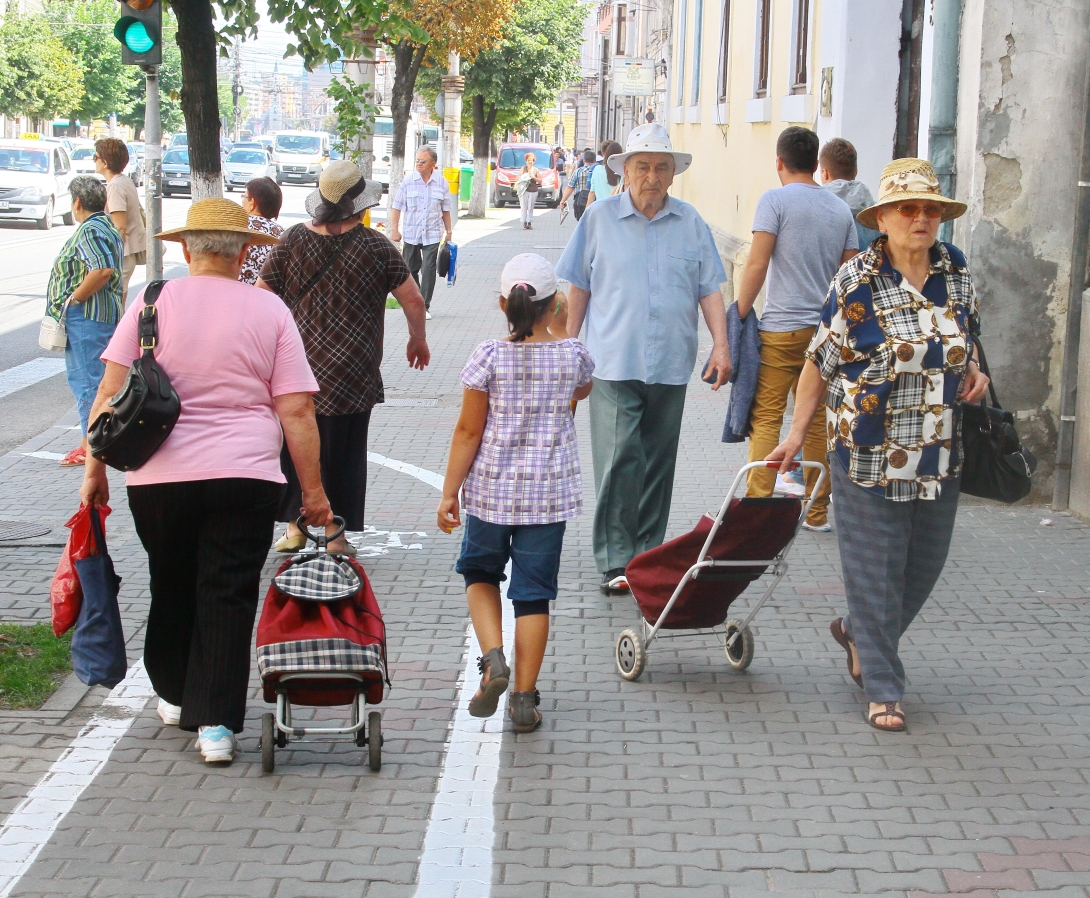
[833, 457, 960, 703]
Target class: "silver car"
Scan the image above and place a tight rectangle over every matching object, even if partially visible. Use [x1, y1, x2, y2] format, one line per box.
[223, 147, 276, 193]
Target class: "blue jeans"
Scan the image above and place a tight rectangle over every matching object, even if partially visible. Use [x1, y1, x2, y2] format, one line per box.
[455, 516, 566, 617]
[64, 303, 117, 435]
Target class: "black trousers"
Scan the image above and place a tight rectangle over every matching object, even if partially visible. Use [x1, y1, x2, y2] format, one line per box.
[127, 478, 280, 733]
[278, 410, 371, 531]
[403, 241, 440, 308]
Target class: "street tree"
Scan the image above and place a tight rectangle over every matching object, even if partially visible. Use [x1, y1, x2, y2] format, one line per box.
[47, 0, 140, 126]
[0, 13, 85, 125]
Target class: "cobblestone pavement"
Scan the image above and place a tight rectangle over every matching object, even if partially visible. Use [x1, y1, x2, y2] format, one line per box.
[1, 204, 1089, 897]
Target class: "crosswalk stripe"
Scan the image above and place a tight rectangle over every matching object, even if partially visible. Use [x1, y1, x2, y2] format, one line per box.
[0, 358, 67, 401]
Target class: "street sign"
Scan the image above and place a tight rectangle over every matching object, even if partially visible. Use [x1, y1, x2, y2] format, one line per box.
[613, 58, 655, 97]
[114, 0, 162, 66]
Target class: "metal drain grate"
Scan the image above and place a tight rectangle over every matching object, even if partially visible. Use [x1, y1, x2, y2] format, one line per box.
[381, 398, 439, 408]
[0, 520, 51, 541]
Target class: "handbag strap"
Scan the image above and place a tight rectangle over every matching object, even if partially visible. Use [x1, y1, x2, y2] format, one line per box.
[291, 228, 358, 305]
[969, 336, 1002, 409]
[137, 280, 167, 357]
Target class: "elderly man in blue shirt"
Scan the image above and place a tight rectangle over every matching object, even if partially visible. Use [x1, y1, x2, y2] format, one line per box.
[557, 123, 732, 593]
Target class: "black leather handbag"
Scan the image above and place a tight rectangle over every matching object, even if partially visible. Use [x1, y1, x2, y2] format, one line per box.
[88, 280, 180, 471]
[959, 340, 1036, 503]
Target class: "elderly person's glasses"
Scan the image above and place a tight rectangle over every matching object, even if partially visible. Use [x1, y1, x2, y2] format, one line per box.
[892, 202, 945, 220]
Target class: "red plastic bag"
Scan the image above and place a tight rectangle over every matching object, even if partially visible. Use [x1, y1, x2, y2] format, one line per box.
[50, 504, 111, 637]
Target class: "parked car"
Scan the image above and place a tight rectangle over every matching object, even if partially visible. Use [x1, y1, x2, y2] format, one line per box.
[0, 139, 75, 229]
[70, 145, 98, 177]
[490, 143, 561, 208]
[125, 143, 144, 186]
[161, 147, 191, 196]
[223, 147, 277, 192]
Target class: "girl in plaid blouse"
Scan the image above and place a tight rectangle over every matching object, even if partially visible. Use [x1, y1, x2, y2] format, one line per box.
[438, 254, 594, 733]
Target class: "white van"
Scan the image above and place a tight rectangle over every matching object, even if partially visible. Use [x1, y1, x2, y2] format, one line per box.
[273, 130, 330, 186]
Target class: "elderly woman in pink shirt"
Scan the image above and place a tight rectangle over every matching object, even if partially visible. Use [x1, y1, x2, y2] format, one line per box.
[80, 199, 332, 766]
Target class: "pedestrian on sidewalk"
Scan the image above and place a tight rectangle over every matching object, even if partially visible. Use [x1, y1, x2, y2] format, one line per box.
[390, 147, 452, 320]
[437, 254, 594, 733]
[79, 198, 334, 763]
[556, 123, 732, 594]
[95, 139, 146, 301]
[819, 138, 882, 252]
[516, 152, 542, 230]
[47, 176, 123, 468]
[735, 126, 858, 531]
[559, 148, 597, 221]
[238, 177, 284, 285]
[585, 140, 623, 208]
[766, 158, 991, 732]
[257, 161, 430, 555]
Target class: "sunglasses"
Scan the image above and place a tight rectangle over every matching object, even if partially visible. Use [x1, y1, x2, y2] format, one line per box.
[891, 202, 945, 220]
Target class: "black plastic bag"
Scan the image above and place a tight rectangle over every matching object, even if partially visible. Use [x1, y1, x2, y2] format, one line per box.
[71, 506, 128, 688]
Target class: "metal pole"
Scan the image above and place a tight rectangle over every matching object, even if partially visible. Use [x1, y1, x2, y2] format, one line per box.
[928, 0, 962, 244]
[143, 65, 163, 282]
[1052, 51, 1090, 510]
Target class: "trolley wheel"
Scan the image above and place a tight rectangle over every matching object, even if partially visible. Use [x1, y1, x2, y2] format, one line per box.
[367, 711, 382, 771]
[261, 713, 276, 773]
[724, 619, 755, 671]
[615, 628, 647, 681]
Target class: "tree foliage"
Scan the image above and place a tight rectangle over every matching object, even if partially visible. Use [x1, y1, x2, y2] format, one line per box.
[0, 13, 85, 121]
[327, 75, 381, 165]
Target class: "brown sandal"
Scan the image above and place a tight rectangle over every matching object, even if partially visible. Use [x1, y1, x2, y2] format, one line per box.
[829, 618, 864, 689]
[865, 702, 906, 732]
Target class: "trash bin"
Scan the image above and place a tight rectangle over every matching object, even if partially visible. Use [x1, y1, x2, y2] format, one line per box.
[459, 165, 474, 203]
[442, 167, 460, 198]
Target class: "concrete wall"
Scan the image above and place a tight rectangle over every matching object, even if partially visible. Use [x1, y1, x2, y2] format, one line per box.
[954, 0, 1090, 499]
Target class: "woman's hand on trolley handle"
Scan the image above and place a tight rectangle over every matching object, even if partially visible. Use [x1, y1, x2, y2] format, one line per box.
[766, 359, 827, 476]
[300, 486, 334, 529]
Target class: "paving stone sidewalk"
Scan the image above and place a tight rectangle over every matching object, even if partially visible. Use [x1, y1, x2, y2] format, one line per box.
[1, 204, 1089, 897]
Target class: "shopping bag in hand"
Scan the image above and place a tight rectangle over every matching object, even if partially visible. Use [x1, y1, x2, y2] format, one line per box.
[50, 504, 111, 637]
[71, 506, 128, 688]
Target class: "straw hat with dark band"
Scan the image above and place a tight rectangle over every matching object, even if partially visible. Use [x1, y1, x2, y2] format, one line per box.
[305, 160, 383, 223]
[857, 157, 967, 230]
[155, 197, 281, 245]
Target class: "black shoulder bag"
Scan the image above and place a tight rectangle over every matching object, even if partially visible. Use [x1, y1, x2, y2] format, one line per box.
[88, 280, 180, 471]
[959, 338, 1037, 503]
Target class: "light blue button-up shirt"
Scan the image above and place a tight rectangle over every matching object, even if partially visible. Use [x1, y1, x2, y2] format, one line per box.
[556, 191, 726, 385]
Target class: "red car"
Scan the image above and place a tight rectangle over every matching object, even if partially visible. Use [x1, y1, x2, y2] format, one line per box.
[491, 143, 561, 208]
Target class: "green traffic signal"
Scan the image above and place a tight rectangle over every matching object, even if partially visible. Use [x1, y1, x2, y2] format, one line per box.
[120, 20, 154, 53]
[114, 1, 162, 66]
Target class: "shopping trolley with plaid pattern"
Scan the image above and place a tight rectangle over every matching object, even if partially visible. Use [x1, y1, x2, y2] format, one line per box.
[256, 517, 388, 772]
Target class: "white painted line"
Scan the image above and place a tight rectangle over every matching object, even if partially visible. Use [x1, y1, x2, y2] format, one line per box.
[21, 451, 64, 461]
[0, 358, 67, 401]
[367, 451, 445, 491]
[0, 661, 154, 897]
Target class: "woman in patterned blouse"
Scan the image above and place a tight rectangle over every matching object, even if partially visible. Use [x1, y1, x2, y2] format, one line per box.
[238, 177, 284, 285]
[766, 159, 991, 733]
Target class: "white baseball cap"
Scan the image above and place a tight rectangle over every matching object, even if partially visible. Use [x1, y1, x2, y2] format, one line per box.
[500, 253, 558, 299]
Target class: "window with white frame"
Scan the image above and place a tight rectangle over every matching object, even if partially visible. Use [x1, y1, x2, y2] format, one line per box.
[717, 0, 732, 102]
[754, 0, 771, 98]
[791, 0, 810, 93]
[676, 0, 689, 106]
[690, 0, 704, 104]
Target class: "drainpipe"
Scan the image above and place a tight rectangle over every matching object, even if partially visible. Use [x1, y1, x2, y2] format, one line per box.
[927, 0, 962, 243]
[1052, 47, 1090, 511]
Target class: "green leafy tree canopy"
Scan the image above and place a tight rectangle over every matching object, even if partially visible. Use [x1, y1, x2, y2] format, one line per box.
[0, 13, 85, 121]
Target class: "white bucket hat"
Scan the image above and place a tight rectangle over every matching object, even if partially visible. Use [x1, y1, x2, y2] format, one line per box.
[606, 123, 692, 176]
[500, 253, 558, 299]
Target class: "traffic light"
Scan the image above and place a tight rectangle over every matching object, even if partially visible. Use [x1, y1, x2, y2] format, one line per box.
[114, 0, 162, 66]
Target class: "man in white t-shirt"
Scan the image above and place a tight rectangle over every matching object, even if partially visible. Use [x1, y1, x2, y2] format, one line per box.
[735, 127, 858, 530]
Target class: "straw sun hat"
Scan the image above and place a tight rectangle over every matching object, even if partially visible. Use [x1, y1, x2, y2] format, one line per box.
[305, 160, 383, 222]
[155, 197, 280, 245]
[857, 158, 967, 231]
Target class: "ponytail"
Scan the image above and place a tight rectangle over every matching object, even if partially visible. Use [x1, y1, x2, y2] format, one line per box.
[504, 284, 555, 342]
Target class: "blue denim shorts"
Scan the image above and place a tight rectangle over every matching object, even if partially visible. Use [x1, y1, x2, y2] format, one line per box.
[64, 303, 117, 435]
[455, 516, 566, 616]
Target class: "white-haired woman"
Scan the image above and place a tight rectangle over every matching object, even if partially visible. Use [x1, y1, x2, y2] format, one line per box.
[80, 198, 333, 765]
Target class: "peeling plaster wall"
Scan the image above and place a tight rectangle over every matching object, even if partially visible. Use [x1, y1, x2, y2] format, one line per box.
[955, 0, 1090, 497]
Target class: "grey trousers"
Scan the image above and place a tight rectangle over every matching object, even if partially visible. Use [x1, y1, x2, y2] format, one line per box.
[833, 457, 960, 703]
[588, 378, 687, 573]
[403, 241, 439, 308]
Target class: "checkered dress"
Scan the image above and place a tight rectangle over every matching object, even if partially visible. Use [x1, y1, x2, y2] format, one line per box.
[258, 224, 411, 415]
[461, 338, 595, 525]
[806, 238, 980, 501]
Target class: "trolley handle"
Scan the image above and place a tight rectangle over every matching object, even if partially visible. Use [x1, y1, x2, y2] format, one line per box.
[295, 515, 347, 553]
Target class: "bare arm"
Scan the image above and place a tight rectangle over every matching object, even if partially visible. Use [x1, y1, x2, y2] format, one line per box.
[79, 361, 130, 507]
[391, 275, 430, 369]
[573, 381, 593, 401]
[71, 268, 115, 303]
[765, 360, 827, 473]
[442, 209, 452, 241]
[565, 285, 590, 339]
[585, 191, 597, 207]
[274, 392, 334, 527]
[437, 388, 489, 533]
[255, 277, 273, 292]
[389, 208, 402, 243]
[698, 289, 733, 389]
[735, 231, 777, 319]
[109, 210, 128, 242]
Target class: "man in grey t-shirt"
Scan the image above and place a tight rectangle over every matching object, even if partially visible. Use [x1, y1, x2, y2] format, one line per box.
[735, 127, 857, 529]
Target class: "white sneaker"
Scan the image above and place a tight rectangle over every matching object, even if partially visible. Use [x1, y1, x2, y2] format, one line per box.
[157, 698, 181, 726]
[801, 521, 832, 533]
[196, 725, 235, 763]
[425, 310, 433, 320]
[775, 474, 806, 498]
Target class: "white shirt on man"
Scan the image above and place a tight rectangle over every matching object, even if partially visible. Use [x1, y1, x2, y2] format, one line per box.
[391, 170, 451, 246]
